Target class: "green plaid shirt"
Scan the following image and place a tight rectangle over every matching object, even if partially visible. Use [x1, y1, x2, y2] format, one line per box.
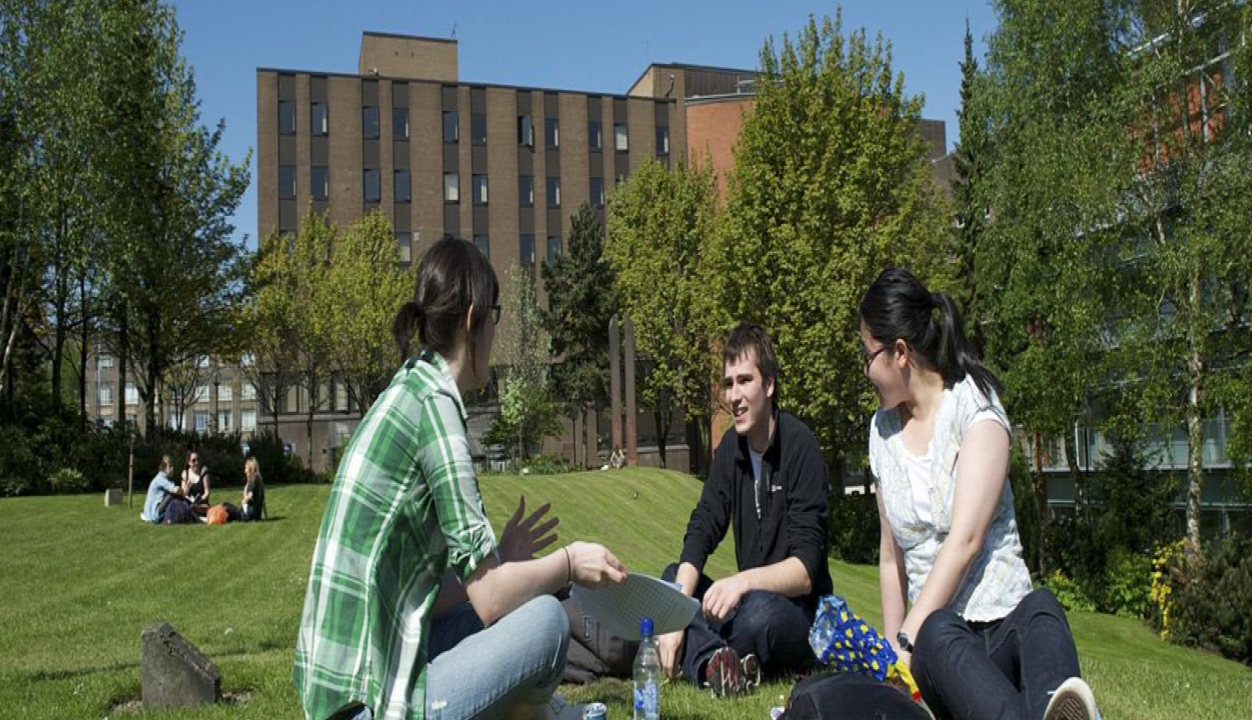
[294, 352, 497, 720]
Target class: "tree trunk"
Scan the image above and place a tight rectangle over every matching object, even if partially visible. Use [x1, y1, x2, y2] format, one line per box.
[306, 377, 316, 471]
[1034, 431, 1051, 574]
[1064, 425, 1085, 524]
[78, 273, 89, 426]
[1185, 363, 1204, 552]
[117, 304, 130, 430]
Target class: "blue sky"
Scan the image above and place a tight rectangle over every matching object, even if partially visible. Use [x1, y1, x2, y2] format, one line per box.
[169, 0, 997, 250]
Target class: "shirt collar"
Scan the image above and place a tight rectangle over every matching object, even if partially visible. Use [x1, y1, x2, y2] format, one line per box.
[415, 350, 468, 424]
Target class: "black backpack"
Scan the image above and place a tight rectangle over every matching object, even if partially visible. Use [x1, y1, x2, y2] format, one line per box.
[560, 593, 639, 684]
[781, 672, 932, 720]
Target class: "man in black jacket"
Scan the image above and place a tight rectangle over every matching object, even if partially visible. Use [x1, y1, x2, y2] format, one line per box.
[660, 322, 833, 697]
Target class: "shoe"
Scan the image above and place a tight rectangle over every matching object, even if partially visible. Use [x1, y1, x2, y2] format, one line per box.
[741, 653, 761, 694]
[704, 646, 747, 697]
[1044, 677, 1098, 720]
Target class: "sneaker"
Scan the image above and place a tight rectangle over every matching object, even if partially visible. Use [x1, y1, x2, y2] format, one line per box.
[1044, 677, 1098, 720]
[705, 646, 747, 697]
[741, 653, 762, 694]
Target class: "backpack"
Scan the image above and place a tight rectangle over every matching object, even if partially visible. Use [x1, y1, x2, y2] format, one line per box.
[560, 593, 639, 684]
[781, 672, 932, 720]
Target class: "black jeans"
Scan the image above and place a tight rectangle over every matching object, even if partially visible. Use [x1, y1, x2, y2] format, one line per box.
[912, 588, 1082, 720]
[661, 563, 816, 686]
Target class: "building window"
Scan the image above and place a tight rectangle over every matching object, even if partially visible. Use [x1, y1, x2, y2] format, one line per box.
[395, 170, 411, 203]
[656, 126, 670, 156]
[241, 382, 256, 401]
[547, 236, 562, 265]
[616, 170, 630, 188]
[279, 166, 296, 199]
[219, 385, 233, 403]
[194, 411, 210, 434]
[393, 107, 409, 140]
[473, 234, 490, 259]
[442, 110, 459, 142]
[518, 115, 533, 146]
[311, 103, 329, 136]
[364, 169, 381, 202]
[397, 231, 412, 263]
[166, 411, 181, 430]
[241, 410, 257, 432]
[195, 385, 209, 404]
[218, 412, 232, 432]
[240, 353, 254, 368]
[125, 382, 139, 406]
[519, 175, 534, 206]
[521, 234, 535, 267]
[362, 106, 380, 139]
[471, 113, 487, 145]
[197, 355, 211, 368]
[312, 167, 329, 200]
[278, 101, 295, 135]
[614, 123, 628, 152]
[443, 173, 459, 203]
[547, 177, 561, 208]
[545, 118, 560, 149]
[591, 177, 605, 208]
[98, 385, 113, 406]
[588, 121, 603, 151]
[100, 353, 114, 369]
[473, 175, 488, 205]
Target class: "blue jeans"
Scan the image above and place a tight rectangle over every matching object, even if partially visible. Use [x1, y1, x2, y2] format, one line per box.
[343, 595, 569, 720]
[912, 589, 1083, 720]
[661, 563, 816, 685]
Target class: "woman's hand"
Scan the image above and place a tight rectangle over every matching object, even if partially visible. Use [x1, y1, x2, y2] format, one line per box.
[565, 542, 627, 588]
[498, 495, 560, 563]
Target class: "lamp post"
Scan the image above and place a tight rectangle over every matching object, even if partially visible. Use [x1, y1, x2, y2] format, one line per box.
[211, 360, 221, 435]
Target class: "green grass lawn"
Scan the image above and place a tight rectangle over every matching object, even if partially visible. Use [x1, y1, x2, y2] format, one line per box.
[0, 468, 1247, 719]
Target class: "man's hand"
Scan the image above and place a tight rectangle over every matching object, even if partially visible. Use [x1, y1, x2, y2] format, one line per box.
[658, 630, 685, 679]
[566, 542, 628, 587]
[498, 495, 560, 563]
[702, 575, 748, 622]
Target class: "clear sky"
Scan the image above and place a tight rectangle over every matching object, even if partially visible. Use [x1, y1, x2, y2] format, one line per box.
[168, 0, 997, 250]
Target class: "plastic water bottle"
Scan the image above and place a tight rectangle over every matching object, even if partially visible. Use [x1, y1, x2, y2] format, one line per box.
[633, 616, 661, 720]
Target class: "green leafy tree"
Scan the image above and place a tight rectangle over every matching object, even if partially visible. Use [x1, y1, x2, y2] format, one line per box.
[324, 210, 415, 415]
[541, 203, 616, 467]
[605, 158, 719, 469]
[488, 264, 559, 462]
[710, 13, 950, 481]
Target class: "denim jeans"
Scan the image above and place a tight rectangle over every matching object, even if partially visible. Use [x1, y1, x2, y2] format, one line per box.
[912, 588, 1083, 720]
[661, 563, 816, 686]
[342, 594, 569, 720]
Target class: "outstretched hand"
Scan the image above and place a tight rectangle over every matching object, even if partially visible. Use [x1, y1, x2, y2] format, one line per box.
[499, 495, 560, 563]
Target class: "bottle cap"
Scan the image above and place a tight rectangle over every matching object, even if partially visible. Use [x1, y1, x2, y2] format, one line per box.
[640, 616, 654, 637]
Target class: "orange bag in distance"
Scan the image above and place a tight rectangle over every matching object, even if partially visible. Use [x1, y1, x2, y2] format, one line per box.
[206, 504, 229, 525]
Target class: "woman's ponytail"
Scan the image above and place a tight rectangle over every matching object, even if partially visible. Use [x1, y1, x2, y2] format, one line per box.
[931, 291, 1001, 398]
[392, 300, 424, 363]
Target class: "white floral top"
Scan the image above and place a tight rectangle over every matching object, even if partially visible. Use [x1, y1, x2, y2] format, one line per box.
[869, 375, 1033, 622]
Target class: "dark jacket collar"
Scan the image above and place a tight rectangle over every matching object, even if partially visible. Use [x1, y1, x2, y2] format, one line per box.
[735, 405, 782, 463]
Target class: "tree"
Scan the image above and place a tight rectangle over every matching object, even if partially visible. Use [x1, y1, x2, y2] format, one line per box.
[488, 264, 559, 462]
[323, 210, 414, 415]
[709, 13, 950, 481]
[605, 158, 720, 469]
[951, 18, 988, 353]
[541, 203, 616, 467]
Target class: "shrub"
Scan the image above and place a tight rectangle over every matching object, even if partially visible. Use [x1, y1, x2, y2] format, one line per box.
[1150, 539, 1186, 640]
[48, 467, 90, 494]
[0, 424, 39, 496]
[1170, 534, 1252, 664]
[1042, 569, 1097, 613]
[245, 429, 318, 485]
[1101, 547, 1153, 619]
[828, 491, 879, 565]
[524, 454, 577, 476]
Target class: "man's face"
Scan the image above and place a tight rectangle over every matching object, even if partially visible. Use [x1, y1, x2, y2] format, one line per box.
[723, 348, 773, 439]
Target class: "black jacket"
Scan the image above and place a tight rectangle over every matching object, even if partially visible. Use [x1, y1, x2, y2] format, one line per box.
[679, 409, 833, 603]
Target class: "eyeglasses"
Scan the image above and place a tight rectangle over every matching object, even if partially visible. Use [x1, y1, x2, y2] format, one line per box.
[862, 346, 887, 374]
[491, 305, 501, 325]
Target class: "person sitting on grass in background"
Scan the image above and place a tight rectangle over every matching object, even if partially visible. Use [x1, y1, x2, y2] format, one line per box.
[659, 322, 833, 697]
[180, 450, 211, 508]
[859, 267, 1098, 720]
[294, 236, 628, 720]
[241, 456, 266, 521]
[143, 455, 194, 525]
[610, 445, 626, 470]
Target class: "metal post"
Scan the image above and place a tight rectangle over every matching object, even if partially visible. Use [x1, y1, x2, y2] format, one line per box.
[624, 316, 638, 467]
[609, 315, 622, 453]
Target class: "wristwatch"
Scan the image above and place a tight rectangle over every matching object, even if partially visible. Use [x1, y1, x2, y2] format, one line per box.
[896, 631, 915, 653]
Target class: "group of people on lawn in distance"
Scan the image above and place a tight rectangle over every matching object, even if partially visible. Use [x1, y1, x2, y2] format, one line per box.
[290, 236, 1100, 720]
[142, 451, 266, 525]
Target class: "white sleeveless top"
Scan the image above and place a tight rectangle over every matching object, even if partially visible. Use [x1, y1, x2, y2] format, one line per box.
[869, 375, 1033, 622]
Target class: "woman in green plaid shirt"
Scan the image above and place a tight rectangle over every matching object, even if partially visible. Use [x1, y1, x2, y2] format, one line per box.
[295, 237, 628, 720]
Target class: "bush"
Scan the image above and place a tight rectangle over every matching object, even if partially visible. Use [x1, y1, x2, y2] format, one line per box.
[828, 491, 879, 565]
[1102, 547, 1153, 619]
[1009, 445, 1042, 575]
[0, 424, 39, 496]
[1042, 570, 1097, 613]
[244, 429, 319, 485]
[1170, 534, 1252, 664]
[523, 454, 577, 476]
[48, 467, 90, 494]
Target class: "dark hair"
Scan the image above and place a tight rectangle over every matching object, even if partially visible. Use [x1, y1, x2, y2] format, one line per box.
[392, 235, 499, 365]
[723, 322, 780, 402]
[859, 267, 1002, 398]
